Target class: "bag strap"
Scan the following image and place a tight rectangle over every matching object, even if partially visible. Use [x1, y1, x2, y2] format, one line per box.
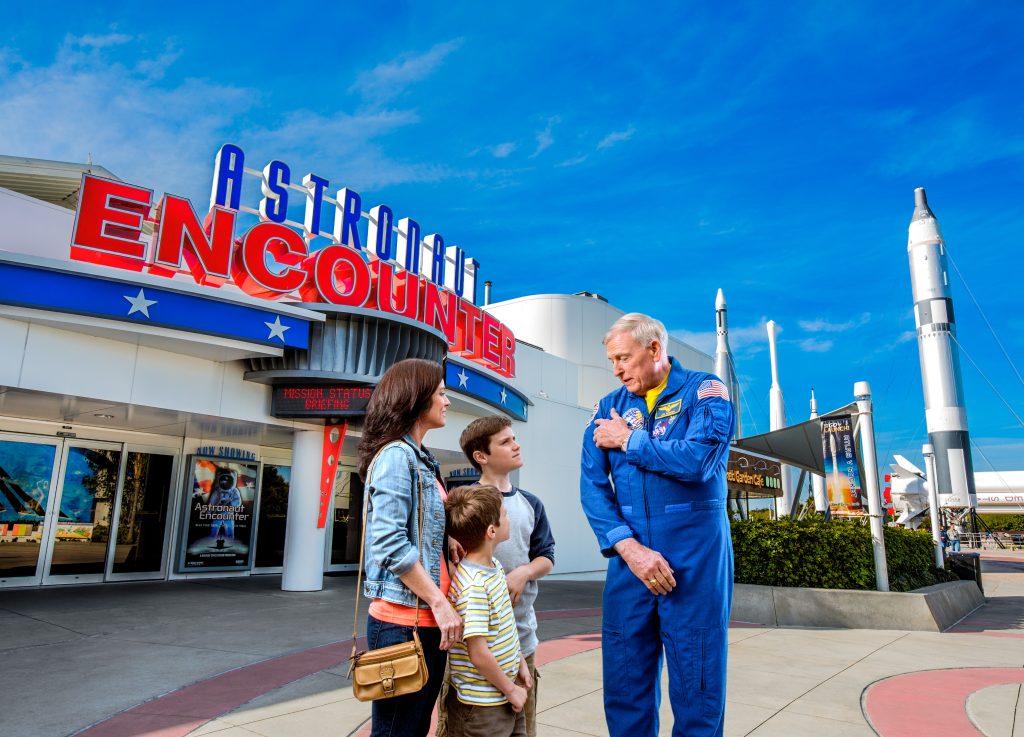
[350, 443, 426, 657]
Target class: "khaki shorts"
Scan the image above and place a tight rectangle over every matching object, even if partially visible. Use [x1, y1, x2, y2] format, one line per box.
[437, 653, 539, 737]
[443, 684, 526, 737]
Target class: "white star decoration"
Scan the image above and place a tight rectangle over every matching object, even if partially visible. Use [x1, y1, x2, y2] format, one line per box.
[124, 289, 157, 318]
[457, 369, 469, 388]
[499, 388, 508, 405]
[265, 316, 290, 342]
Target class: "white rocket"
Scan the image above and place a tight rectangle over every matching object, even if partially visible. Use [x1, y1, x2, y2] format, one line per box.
[809, 390, 828, 512]
[714, 288, 742, 438]
[907, 188, 977, 509]
[766, 320, 794, 514]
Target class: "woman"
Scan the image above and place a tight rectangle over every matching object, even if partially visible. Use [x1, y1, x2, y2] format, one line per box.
[357, 358, 463, 737]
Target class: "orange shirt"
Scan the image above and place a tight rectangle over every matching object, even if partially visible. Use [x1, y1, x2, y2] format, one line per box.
[368, 479, 451, 626]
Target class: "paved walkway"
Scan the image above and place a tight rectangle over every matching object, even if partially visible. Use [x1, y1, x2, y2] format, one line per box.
[3, 553, 1024, 737]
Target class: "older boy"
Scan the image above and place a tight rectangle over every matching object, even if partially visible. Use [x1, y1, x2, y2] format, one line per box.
[445, 485, 532, 737]
[461, 416, 554, 735]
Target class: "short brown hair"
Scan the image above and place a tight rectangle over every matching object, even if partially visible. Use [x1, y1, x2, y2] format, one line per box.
[445, 485, 503, 552]
[459, 416, 512, 471]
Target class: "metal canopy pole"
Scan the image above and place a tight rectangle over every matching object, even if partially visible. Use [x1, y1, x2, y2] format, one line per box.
[922, 444, 945, 568]
[855, 381, 890, 592]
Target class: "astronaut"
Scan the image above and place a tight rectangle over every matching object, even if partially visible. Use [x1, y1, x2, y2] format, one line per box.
[581, 313, 735, 737]
[207, 467, 243, 540]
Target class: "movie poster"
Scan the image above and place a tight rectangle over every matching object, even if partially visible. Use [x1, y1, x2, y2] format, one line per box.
[177, 456, 259, 572]
[820, 415, 864, 515]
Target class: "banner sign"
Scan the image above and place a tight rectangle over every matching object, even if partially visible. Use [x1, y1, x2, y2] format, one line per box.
[67, 143, 516, 377]
[319, 421, 347, 529]
[177, 456, 259, 572]
[821, 415, 864, 515]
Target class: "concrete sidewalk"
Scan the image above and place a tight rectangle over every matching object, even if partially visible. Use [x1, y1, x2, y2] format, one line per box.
[3, 554, 1024, 737]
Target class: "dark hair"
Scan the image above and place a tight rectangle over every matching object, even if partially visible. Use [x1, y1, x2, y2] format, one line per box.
[357, 358, 445, 480]
[459, 415, 512, 471]
[445, 485, 503, 551]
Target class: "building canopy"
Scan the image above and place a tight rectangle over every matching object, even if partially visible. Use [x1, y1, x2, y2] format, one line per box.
[731, 402, 860, 475]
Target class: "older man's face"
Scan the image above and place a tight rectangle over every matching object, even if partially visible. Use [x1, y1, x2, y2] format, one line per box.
[605, 331, 665, 395]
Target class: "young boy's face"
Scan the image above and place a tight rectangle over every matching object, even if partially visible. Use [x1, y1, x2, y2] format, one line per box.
[480, 426, 523, 474]
[493, 504, 511, 545]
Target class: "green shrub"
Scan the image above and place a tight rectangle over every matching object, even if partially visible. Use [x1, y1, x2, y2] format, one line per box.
[731, 518, 955, 592]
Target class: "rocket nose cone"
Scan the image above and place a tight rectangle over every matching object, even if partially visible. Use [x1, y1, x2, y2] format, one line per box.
[716, 288, 726, 309]
[912, 187, 935, 222]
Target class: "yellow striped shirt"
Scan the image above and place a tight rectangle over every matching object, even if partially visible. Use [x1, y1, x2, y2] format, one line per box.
[447, 558, 522, 705]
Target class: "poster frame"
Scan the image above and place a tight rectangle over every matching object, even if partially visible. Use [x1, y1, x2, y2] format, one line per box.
[175, 454, 263, 574]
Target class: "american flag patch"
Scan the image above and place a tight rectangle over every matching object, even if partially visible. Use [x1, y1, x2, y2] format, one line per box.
[697, 379, 730, 401]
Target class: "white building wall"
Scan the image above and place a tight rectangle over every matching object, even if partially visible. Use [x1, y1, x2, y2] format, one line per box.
[476, 294, 716, 575]
[0, 186, 74, 260]
[0, 316, 297, 430]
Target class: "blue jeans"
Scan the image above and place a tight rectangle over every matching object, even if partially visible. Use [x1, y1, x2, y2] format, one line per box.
[952, 540, 961, 552]
[367, 615, 447, 737]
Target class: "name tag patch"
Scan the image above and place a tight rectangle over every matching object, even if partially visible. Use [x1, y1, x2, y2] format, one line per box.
[655, 400, 682, 419]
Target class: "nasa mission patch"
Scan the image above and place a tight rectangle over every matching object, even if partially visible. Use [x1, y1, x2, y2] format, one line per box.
[652, 417, 673, 438]
[622, 407, 645, 431]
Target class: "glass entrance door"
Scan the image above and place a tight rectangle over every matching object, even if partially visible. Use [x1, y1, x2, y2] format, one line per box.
[0, 434, 61, 586]
[1, 435, 179, 587]
[43, 442, 123, 583]
[326, 467, 362, 572]
[254, 463, 291, 571]
[106, 448, 177, 581]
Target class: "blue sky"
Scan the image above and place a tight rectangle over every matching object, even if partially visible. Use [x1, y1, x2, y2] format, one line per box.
[1, 2, 1022, 478]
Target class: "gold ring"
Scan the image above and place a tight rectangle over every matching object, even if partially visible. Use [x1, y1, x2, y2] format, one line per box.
[649, 579, 657, 585]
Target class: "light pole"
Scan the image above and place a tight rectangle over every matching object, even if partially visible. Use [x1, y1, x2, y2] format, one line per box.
[855, 381, 890, 592]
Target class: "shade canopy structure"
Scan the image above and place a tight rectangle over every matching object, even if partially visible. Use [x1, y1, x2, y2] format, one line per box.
[731, 402, 859, 475]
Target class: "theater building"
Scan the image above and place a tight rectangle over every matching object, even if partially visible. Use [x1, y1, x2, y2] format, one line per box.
[0, 151, 712, 590]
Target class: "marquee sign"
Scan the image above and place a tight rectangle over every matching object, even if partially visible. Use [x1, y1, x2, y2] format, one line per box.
[271, 384, 373, 418]
[67, 144, 516, 377]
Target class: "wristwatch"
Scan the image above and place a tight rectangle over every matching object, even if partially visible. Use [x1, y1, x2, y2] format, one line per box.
[620, 431, 632, 452]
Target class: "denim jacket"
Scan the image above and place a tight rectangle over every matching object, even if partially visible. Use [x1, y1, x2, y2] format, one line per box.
[362, 436, 447, 607]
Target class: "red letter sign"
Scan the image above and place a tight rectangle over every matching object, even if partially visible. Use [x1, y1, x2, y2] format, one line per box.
[71, 174, 152, 270]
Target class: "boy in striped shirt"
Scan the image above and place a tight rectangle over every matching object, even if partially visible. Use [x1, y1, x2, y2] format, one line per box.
[444, 485, 532, 737]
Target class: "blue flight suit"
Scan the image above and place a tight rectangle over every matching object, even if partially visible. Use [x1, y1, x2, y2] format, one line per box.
[581, 357, 735, 737]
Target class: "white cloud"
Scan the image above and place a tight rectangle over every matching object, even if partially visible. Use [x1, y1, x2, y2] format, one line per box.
[0, 35, 457, 201]
[65, 32, 134, 50]
[490, 142, 516, 158]
[597, 126, 635, 150]
[0, 37, 255, 200]
[879, 330, 916, 353]
[531, 116, 559, 157]
[671, 319, 774, 355]
[799, 338, 834, 353]
[349, 39, 463, 105]
[865, 100, 1024, 178]
[799, 313, 871, 333]
[556, 154, 589, 168]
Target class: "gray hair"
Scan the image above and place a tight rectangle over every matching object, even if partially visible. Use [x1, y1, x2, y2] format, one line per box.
[604, 312, 668, 350]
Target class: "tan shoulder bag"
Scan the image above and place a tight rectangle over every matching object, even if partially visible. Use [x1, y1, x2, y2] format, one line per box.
[348, 446, 429, 701]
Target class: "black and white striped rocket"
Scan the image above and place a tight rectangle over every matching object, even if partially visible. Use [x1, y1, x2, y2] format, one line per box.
[907, 188, 977, 509]
[714, 288, 742, 437]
